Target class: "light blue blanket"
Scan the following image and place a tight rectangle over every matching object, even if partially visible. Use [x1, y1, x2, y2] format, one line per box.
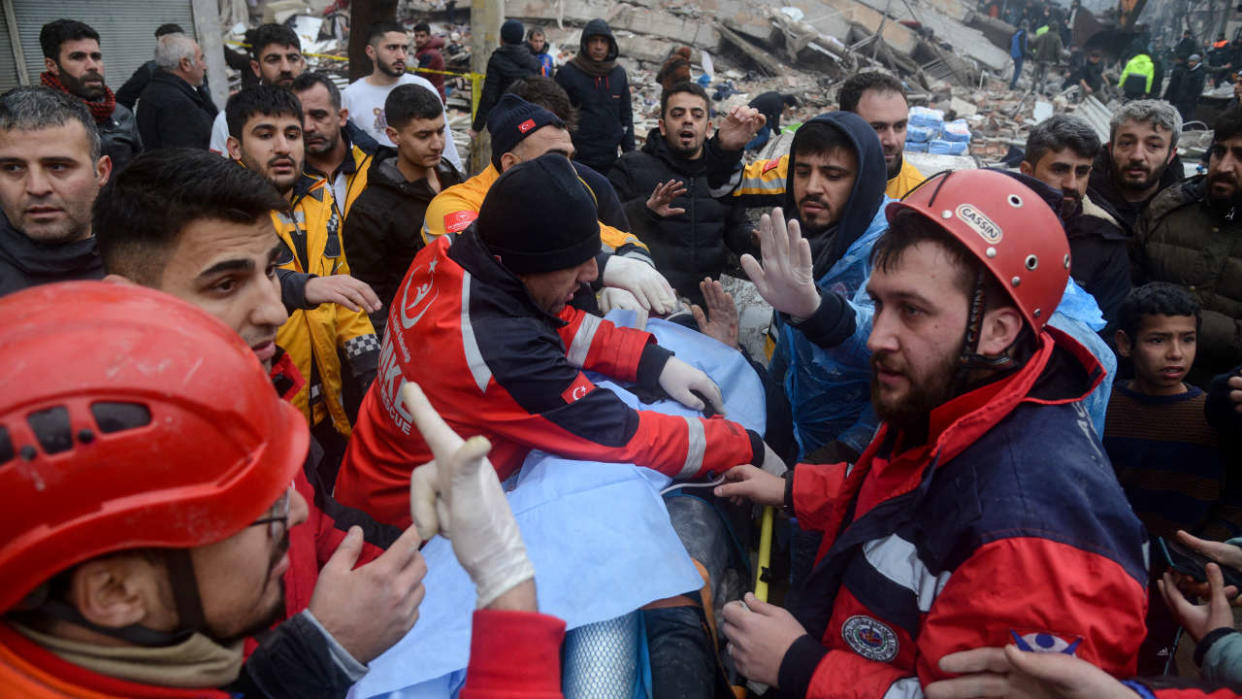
[351, 317, 767, 697]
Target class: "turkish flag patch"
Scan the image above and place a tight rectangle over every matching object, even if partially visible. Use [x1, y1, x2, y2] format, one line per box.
[518, 118, 537, 134]
[762, 158, 781, 174]
[561, 373, 595, 404]
[443, 210, 478, 233]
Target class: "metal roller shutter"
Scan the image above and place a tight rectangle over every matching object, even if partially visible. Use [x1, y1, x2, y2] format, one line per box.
[2, 0, 196, 93]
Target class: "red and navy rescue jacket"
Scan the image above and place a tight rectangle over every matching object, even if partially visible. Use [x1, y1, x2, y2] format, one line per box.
[778, 327, 1150, 697]
[337, 229, 763, 528]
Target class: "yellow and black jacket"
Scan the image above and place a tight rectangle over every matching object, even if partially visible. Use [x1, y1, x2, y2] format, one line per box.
[306, 122, 378, 222]
[272, 173, 380, 436]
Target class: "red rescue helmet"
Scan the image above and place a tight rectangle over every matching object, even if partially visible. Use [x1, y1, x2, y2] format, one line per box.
[0, 282, 308, 613]
[885, 169, 1070, 331]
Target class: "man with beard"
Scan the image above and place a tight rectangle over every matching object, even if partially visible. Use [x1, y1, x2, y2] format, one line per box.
[225, 86, 382, 452]
[1020, 114, 1130, 324]
[292, 71, 379, 221]
[0, 88, 110, 296]
[1133, 106, 1242, 386]
[835, 73, 921, 199]
[555, 18, 635, 175]
[209, 24, 306, 157]
[136, 32, 215, 150]
[1087, 99, 1183, 233]
[607, 82, 756, 304]
[343, 21, 461, 171]
[732, 112, 892, 463]
[39, 19, 141, 172]
[713, 169, 1148, 696]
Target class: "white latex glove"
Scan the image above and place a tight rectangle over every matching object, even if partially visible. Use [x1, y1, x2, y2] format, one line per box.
[740, 208, 822, 320]
[403, 383, 535, 608]
[758, 442, 788, 477]
[602, 254, 678, 315]
[658, 356, 726, 416]
[598, 287, 650, 330]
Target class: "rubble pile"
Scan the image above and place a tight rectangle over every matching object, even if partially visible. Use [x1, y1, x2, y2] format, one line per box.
[222, 0, 1138, 168]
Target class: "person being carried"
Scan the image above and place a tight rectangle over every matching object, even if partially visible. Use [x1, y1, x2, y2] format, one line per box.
[345, 83, 463, 334]
[715, 169, 1148, 697]
[336, 153, 784, 528]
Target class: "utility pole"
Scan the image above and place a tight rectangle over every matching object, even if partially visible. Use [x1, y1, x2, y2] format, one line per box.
[349, 0, 398, 82]
[469, 0, 503, 175]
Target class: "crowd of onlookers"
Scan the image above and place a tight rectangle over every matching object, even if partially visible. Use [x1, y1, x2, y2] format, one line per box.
[1, 11, 1242, 699]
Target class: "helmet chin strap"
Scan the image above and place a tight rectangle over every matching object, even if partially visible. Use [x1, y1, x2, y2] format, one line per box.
[28, 549, 208, 648]
[952, 268, 1017, 396]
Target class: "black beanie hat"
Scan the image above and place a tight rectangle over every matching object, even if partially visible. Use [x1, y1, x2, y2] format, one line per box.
[487, 94, 565, 169]
[501, 19, 525, 45]
[477, 154, 600, 275]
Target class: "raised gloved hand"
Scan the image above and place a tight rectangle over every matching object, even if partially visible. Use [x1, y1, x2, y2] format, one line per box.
[602, 254, 678, 316]
[658, 356, 726, 416]
[740, 208, 821, 320]
[598, 287, 650, 330]
[403, 383, 535, 608]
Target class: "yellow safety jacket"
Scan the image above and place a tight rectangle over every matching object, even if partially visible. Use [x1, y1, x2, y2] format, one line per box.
[313, 140, 373, 222]
[272, 173, 379, 436]
[731, 154, 789, 208]
[421, 163, 650, 255]
[885, 157, 924, 199]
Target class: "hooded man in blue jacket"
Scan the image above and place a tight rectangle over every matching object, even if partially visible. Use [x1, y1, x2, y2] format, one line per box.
[555, 19, 635, 175]
[735, 112, 891, 463]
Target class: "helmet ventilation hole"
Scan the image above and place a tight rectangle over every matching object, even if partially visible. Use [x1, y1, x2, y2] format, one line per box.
[1063, 254, 1071, 269]
[1008, 194, 1023, 207]
[1025, 255, 1039, 270]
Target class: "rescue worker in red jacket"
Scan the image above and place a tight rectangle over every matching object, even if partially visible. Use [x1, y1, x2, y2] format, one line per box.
[0, 283, 567, 698]
[338, 153, 785, 528]
[714, 170, 1149, 696]
[92, 148, 423, 674]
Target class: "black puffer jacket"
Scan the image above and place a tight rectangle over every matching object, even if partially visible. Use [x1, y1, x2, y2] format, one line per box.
[471, 43, 542, 132]
[0, 214, 103, 297]
[1133, 176, 1242, 385]
[555, 19, 634, 173]
[608, 129, 755, 303]
[343, 148, 463, 335]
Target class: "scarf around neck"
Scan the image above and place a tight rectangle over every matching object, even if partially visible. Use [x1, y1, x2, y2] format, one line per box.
[41, 71, 116, 124]
[14, 621, 243, 689]
[570, 54, 616, 78]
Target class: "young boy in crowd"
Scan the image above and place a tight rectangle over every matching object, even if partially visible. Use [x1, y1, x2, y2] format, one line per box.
[343, 83, 462, 335]
[1104, 282, 1235, 674]
[1105, 282, 1232, 541]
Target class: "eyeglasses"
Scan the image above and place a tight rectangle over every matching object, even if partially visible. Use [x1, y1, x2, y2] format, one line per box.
[249, 486, 292, 540]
